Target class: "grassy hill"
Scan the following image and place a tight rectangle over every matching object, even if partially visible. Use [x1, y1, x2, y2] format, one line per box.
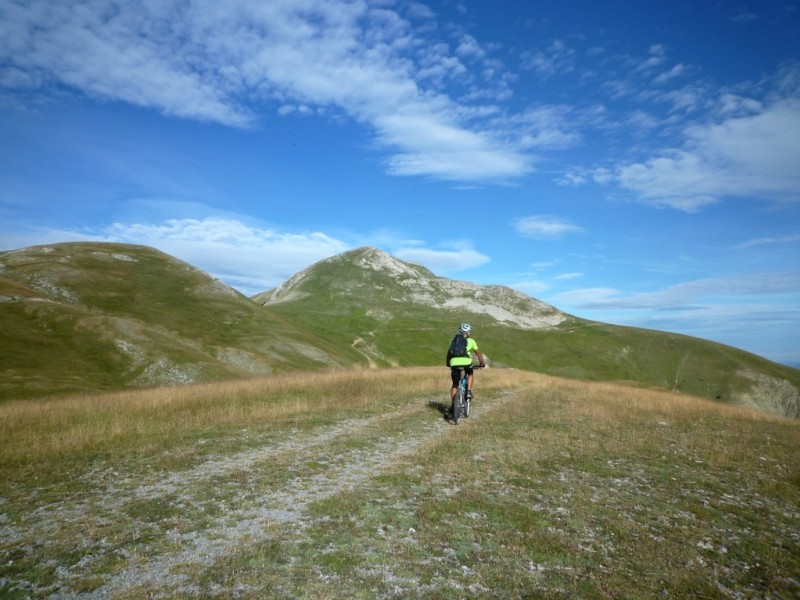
[254, 247, 800, 418]
[1, 368, 798, 598]
[0, 243, 360, 400]
[1, 242, 798, 418]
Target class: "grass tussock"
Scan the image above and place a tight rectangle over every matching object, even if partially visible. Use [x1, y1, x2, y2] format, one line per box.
[1, 367, 798, 599]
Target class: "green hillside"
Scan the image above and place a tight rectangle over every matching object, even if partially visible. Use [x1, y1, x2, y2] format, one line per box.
[255, 247, 800, 418]
[0, 243, 359, 400]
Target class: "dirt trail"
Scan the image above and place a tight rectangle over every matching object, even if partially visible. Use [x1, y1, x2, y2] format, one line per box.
[8, 392, 514, 598]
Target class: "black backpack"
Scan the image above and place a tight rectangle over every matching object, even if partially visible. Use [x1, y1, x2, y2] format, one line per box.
[449, 333, 469, 357]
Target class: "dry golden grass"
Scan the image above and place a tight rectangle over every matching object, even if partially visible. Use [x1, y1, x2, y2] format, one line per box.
[0, 368, 444, 463]
[2, 366, 798, 598]
[4, 366, 788, 461]
[2, 366, 790, 469]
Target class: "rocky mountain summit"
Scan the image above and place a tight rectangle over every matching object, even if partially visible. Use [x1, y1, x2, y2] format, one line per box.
[254, 247, 566, 330]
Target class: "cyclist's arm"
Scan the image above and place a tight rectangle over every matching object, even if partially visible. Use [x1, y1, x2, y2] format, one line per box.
[474, 349, 486, 367]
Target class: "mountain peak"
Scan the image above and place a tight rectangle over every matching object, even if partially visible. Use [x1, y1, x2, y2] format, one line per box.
[343, 247, 430, 279]
[254, 247, 566, 330]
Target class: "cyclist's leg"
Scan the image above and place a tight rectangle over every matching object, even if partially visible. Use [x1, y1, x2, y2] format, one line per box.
[449, 367, 460, 410]
[465, 366, 475, 397]
[450, 367, 460, 397]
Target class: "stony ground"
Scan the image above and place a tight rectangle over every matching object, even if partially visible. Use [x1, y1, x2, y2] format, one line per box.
[2, 380, 798, 599]
[2, 393, 506, 598]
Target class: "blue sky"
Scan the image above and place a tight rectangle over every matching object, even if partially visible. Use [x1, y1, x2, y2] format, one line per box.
[1, 0, 799, 366]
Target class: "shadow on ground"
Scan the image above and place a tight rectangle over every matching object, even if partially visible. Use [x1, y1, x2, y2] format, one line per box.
[427, 400, 453, 423]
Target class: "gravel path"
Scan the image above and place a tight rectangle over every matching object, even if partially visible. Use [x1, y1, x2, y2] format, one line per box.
[4, 393, 512, 598]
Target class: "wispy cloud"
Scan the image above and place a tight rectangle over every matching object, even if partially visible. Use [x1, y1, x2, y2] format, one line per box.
[652, 63, 686, 85]
[377, 113, 532, 180]
[553, 270, 800, 311]
[636, 44, 668, 72]
[736, 234, 800, 249]
[514, 215, 584, 239]
[3, 217, 350, 295]
[3, 214, 493, 294]
[393, 246, 490, 272]
[585, 89, 800, 211]
[0, 1, 254, 126]
[510, 280, 550, 295]
[104, 218, 354, 295]
[548, 271, 800, 361]
[521, 39, 576, 78]
[0, 0, 547, 183]
[550, 42, 800, 212]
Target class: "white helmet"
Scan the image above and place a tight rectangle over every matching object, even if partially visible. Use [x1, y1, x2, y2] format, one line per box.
[459, 323, 472, 334]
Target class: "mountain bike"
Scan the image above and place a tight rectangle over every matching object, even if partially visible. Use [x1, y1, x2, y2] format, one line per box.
[451, 366, 482, 424]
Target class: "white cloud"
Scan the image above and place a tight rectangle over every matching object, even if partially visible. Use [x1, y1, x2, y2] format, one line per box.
[0, 0, 535, 183]
[509, 106, 583, 150]
[102, 218, 351, 294]
[718, 94, 763, 116]
[636, 44, 667, 72]
[549, 287, 619, 306]
[393, 246, 490, 272]
[514, 215, 584, 239]
[653, 63, 685, 85]
[510, 280, 550, 295]
[1, 216, 497, 293]
[404, 2, 436, 20]
[376, 112, 532, 180]
[0, 0, 254, 126]
[602, 97, 800, 210]
[522, 40, 575, 78]
[456, 34, 485, 60]
[0, 217, 351, 295]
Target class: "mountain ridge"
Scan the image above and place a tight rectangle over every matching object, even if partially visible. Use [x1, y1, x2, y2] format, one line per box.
[251, 246, 799, 417]
[1, 242, 798, 417]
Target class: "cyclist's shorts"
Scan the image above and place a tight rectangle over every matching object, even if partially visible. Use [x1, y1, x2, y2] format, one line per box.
[451, 366, 474, 387]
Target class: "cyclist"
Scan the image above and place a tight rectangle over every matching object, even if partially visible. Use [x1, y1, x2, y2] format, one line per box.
[446, 323, 485, 415]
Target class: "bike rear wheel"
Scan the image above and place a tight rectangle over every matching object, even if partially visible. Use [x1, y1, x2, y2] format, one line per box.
[452, 387, 464, 424]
